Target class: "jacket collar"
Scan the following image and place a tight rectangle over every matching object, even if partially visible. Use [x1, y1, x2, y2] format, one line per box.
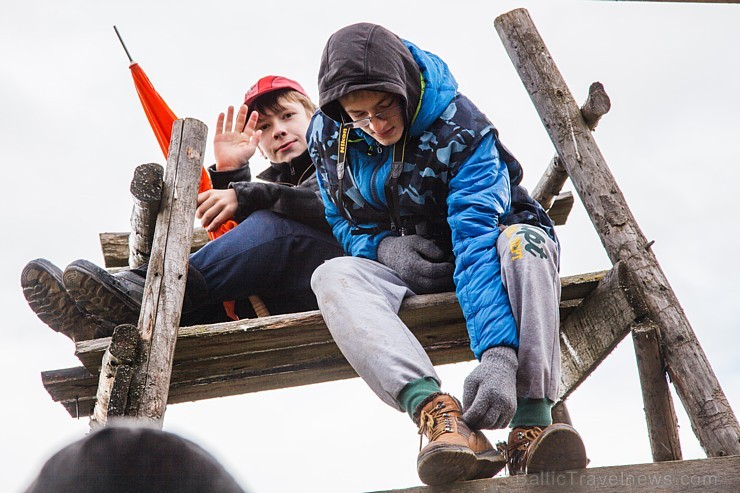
[256, 149, 314, 185]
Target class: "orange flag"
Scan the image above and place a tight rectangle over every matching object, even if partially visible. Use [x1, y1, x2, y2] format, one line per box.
[129, 62, 248, 320]
[128, 62, 237, 238]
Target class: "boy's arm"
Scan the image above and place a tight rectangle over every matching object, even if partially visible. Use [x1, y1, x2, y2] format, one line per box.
[314, 170, 392, 257]
[447, 132, 518, 359]
[208, 163, 251, 189]
[229, 174, 331, 233]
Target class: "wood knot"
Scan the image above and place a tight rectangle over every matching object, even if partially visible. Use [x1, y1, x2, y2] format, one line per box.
[186, 147, 201, 159]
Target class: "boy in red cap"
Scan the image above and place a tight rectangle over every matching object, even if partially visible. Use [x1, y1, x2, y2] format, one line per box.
[22, 75, 342, 339]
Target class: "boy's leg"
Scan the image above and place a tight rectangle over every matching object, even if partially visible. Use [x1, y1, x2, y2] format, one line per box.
[188, 210, 343, 316]
[64, 210, 343, 327]
[496, 224, 587, 475]
[498, 224, 561, 406]
[311, 257, 504, 485]
[21, 258, 115, 341]
[311, 256, 438, 408]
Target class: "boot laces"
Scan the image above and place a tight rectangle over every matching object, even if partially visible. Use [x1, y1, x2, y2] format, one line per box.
[506, 426, 543, 474]
[417, 401, 456, 450]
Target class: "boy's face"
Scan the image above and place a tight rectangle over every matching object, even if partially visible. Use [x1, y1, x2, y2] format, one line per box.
[255, 98, 312, 163]
[339, 90, 405, 146]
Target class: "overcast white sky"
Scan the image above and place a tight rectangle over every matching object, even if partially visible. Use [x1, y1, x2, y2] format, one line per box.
[2, 1, 739, 492]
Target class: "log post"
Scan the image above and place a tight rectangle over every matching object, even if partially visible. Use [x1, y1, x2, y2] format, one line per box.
[124, 118, 207, 427]
[495, 8, 740, 457]
[90, 324, 140, 428]
[532, 82, 611, 210]
[558, 261, 646, 400]
[551, 401, 573, 426]
[128, 163, 164, 268]
[632, 321, 683, 461]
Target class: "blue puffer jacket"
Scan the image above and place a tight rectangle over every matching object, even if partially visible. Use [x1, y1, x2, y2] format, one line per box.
[308, 30, 519, 358]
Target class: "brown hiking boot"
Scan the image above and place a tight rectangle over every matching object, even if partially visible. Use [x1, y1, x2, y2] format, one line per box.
[506, 423, 588, 476]
[415, 393, 506, 485]
[21, 259, 115, 341]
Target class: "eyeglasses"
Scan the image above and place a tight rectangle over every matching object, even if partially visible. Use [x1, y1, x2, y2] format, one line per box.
[345, 104, 403, 129]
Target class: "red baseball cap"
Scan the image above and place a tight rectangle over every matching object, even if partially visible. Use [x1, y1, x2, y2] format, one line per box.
[244, 75, 308, 108]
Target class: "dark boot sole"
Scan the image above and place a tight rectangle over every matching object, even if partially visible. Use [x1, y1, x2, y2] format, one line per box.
[471, 447, 507, 479]
[417, 445, 478, 486]
[64, 260, 140, 326]
[21, 259, 111, 341]
[526, 423, 588, 474]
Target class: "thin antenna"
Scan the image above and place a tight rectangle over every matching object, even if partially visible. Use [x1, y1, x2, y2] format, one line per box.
[113, 25, 134, 63]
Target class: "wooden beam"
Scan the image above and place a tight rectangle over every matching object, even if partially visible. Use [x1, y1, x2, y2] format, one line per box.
[495, 8, 740, 457]
[123, 118, 207, 426]
[558, 262, 645, 400]
[551, 400, 574, 425]
[380, 455, 740, 493]
[100, 228, 210, 269]
[127, 163, 163, 269]
[43, 271, 630, 418]
[632, 321, 683, 462]
[533, 82, 611, 211]
[547, 191, 574, 226]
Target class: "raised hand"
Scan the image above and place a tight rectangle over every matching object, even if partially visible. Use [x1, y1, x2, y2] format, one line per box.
[213, 104, 262, 171]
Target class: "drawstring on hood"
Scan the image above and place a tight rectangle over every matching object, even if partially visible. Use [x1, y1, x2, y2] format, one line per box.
[318, 23, 422, 127]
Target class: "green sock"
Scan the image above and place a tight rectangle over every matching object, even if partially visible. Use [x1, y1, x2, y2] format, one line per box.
[397, 377, 441, 420]
[510, 397, 554, 428]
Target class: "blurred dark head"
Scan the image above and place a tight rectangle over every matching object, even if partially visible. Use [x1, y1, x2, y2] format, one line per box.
[25, 422, 246, 493]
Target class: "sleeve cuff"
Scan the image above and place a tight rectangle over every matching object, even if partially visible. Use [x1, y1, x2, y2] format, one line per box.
[208, 162, 251, 189]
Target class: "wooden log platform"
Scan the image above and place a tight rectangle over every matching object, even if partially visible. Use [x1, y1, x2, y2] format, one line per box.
[41, 270, 625, 418]
[377, 455, 740, 493]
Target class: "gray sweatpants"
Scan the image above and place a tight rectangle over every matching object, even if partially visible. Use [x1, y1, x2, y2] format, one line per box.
[310, 224, 561, 412]
[497, 225, 561, 402]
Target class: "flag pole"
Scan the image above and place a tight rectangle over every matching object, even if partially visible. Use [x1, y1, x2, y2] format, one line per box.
[113, 25, 134, 63]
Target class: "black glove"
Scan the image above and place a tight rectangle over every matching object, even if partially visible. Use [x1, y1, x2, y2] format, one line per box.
[376, 235, 455, 294]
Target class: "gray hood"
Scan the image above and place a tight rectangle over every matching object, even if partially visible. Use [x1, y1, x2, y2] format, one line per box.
[318, 23, 421, 126]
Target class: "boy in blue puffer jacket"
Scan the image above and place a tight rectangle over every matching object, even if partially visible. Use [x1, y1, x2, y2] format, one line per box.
[308, 23, 587, 485]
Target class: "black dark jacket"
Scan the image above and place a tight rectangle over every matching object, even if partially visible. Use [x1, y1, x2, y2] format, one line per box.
[207, 150, 330, 233]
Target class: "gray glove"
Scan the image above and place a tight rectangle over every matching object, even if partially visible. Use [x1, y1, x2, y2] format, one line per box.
[376, 235, 455, 294]
[462, 346, 518, 429]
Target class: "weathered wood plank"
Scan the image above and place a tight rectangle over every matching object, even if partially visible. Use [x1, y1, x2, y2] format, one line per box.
[100, 228, 210, 268]
[45, 332, 473, 417]
[44, 271, 611, 417]
[632, 321, 683, 462]
[376, 455, 740, 493]
[125, 118, 206, 425]
[547, 191, 574, 226]
[551, 400, 573, 426]
[495, 8, 740, 456]
[559, 262, 645, 399]
[73, 272, 606, 372]
[128, 163, 164, 269]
